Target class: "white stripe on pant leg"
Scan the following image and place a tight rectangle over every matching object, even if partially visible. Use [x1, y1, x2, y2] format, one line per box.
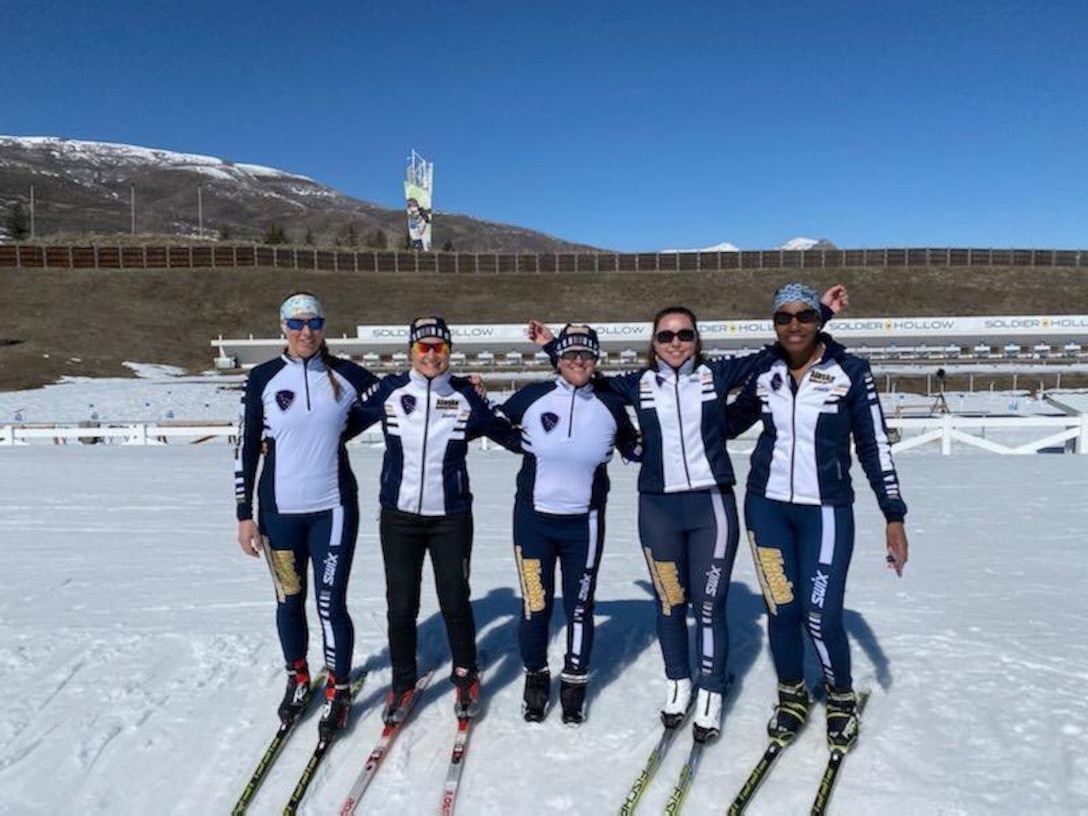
[818, 505, 836, 566]
[322, 506, 345, 672]
[569, 510, 601, 666]
[699, 491, 730, 670]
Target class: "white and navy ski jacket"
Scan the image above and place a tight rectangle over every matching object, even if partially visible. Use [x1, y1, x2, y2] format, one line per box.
[727, 337, 907, 521]
[498, 377, 642, 515]
[598, 354, 776, 494]
[350, 369, 520, 516]
[235, 353, 378, 521]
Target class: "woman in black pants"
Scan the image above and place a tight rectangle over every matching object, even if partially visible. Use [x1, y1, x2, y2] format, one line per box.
[351, 316, 520, 721]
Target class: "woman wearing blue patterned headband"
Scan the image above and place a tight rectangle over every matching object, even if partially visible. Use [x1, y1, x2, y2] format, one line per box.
[528, 283, 847, 743]
[234, 291, 378, 740]
[726, 282, 909, 757]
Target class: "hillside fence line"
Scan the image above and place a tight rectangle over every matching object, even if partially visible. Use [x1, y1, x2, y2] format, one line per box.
[0, 244, 1085, 273]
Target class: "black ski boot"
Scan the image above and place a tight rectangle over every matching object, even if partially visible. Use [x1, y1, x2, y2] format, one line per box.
[277, 659, 313, 725]
[318, 679, 352, 741]
[767, 680, 811, 745]
[522, 669, 551, 722]
[559, 672, 587, 726]
[826, 687, 860, 752]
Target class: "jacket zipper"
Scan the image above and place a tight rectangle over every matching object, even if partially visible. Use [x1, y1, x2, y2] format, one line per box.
[567, 386, 577, 438]
[673, 375, 693, 488]
[417, 378, 432, 514]
[788, 372, 798, 502]
[303, 357, 312, 410]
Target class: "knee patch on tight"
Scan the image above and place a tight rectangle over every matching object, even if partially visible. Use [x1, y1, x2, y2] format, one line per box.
[269, 547, 303, 602]
[748, 531, 794, 616]
[515, 546, 547, 620]
[643, 547, 686, 615]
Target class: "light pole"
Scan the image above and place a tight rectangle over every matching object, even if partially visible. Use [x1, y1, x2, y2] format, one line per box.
[29, 185, 35, 239]
[129, 183, 136, 235]
[197, 184, 204, 238]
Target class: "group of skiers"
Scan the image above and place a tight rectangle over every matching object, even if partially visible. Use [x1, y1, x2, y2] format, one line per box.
[234, 283, 909, 755]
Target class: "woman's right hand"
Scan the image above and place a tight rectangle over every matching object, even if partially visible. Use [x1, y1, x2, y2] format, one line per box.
[527, 319, 554, 347]
[238, 519, 262, 557]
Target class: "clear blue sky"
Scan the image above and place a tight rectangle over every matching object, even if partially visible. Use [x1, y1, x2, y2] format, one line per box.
[2, 0, 1084, 250]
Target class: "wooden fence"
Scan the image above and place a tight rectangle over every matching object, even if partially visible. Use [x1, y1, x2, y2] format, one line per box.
[0, 244, 1085, 272]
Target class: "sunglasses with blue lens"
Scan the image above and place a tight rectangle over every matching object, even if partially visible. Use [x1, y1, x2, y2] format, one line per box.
[284, 316, 326, 332]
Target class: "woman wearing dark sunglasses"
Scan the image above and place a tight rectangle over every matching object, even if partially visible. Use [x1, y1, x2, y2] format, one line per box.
[529, 284, 846, 742]
[348, 316, 521, 726]
[235, 292, 379, 740]
[726, 282, 908, 757]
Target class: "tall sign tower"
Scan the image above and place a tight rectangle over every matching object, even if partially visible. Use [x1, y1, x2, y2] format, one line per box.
[404, 150, 434, 250]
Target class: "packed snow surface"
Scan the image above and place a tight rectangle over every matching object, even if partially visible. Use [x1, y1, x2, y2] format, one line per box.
[0, 378, 1085, 814]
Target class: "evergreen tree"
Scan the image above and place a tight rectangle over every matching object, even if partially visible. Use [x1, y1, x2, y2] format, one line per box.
[347, 224, 359, 249]
[6, 202, 29, 241]
[441, 239, 454, 252]
[304, 228, 315, 246]
[264, 223, 288, 245]
[218, 224, 233, 241]
[365, 228, 388, 250]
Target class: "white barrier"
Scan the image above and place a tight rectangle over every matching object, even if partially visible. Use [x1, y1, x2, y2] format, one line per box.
[2, 416, 1086, 454]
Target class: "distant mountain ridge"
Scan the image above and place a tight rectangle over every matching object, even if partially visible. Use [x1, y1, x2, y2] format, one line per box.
[662, 237, 837, 253]
[0, 136, 595, 252]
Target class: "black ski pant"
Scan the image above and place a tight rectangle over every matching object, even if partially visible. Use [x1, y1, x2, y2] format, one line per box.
[380, 506, 477, 693]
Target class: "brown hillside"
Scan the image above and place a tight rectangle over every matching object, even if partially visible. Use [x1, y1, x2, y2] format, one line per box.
[1, 265, 1084, 390]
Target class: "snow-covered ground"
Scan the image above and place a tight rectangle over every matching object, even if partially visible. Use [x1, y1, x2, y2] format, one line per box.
[0, 375, 1086, 815]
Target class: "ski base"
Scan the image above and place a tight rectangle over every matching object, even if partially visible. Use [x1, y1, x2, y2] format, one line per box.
[231, 669, 328, 815]
[727, 740, 786, 815]
[437, 714, 476, 816]
[338, 670, 435, 816]
[283, 672, 369, 815]
[618, 719, 688, 815]
[810, 690, 871, 816]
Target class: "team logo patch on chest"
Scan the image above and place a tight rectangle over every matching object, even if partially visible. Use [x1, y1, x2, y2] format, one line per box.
[275, 390, 295, 411]
[400, 394, 417, 415]
[540, 411, 560, 433]
[771, 373, 784, 391]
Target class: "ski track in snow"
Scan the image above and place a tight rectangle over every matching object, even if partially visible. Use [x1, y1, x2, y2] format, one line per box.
[0, 444, 1086, 814]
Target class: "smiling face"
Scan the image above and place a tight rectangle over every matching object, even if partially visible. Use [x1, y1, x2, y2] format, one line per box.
[773, 301, 821, 361]
[557, 349, 597, 387]
[283, 313, 324, 359]
[651, 311, 699, 369]
[410, 339, 451, 378]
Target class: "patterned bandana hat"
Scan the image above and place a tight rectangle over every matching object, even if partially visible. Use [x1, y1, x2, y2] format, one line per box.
[555, 324, 601, 358]
[409, 316, 453, 345]
[772, 283, 821, 316]
[279, 293, 325, 320]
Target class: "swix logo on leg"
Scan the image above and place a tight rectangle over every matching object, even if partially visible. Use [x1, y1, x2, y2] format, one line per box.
[578, 573, 592, 601]
[704, 564, 722, 597]
[322, 553, 339, 584]
[811, 570, 829, 608]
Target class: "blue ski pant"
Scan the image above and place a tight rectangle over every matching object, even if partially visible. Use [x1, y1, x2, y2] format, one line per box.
[745, 493, 855, 690]
[513, 501, 606, 677]
[261, 503, 359, 680]
[638, 487, 739, 694]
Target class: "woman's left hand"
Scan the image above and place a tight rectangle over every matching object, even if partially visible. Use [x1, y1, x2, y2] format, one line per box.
[821, 285, 849, 314]
[468, 373, 487, 399]
[885, 521, 909, 576]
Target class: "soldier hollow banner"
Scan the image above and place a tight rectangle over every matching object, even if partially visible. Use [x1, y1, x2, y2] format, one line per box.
[405, 150, 433, 251]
